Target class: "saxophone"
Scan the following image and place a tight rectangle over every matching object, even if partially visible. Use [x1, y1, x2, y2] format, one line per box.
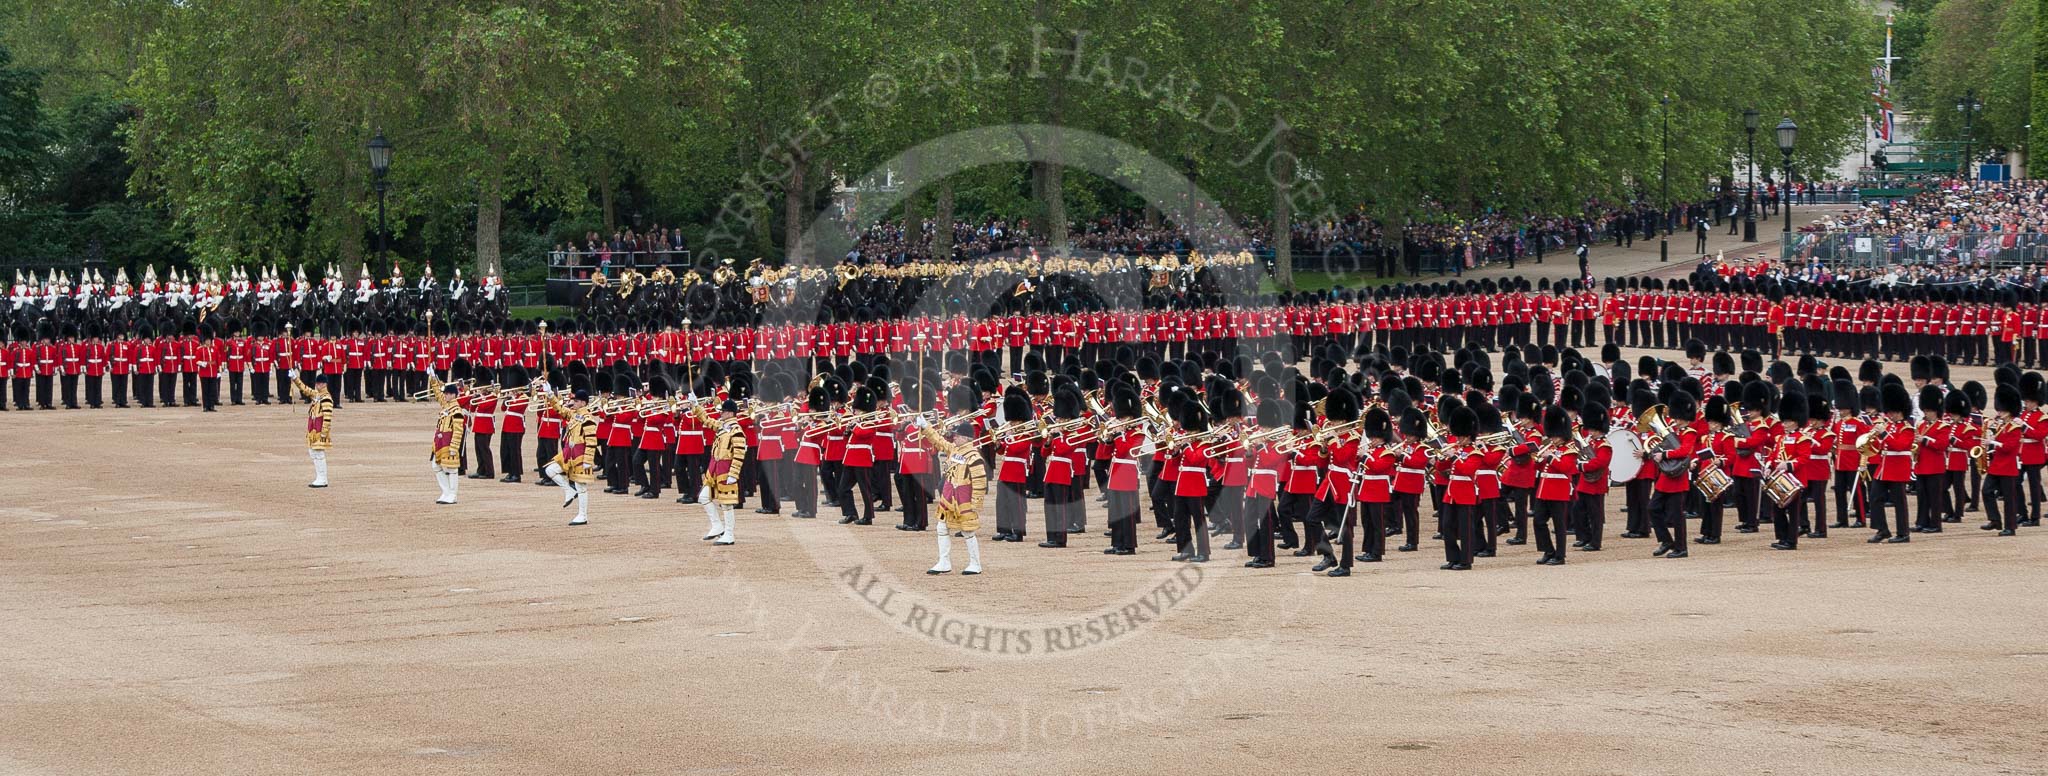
[1972, 417, 2001, 475]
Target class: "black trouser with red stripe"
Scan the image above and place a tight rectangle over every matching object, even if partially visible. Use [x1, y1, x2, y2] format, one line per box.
[1358, 501, 1387, 559]
[793, 463, 819, 516]
[535, 436, 559, 479]
[1625, 479, 1651, 535]
[1394, 491, 1422, 548]
[1041, 480, 1074, 545]
[1172, 494, 1210, 557]
[675, 452, 706, 499]
[1914, 472, 1947, 531]
[1986, 474, 2021, 532]
[894, 468, 925, 529]
[1533, 498, 1570, 559]
[1573, 493, 1605, 549]
[748, 451, 780, 513]
[1279, 491, 1317, 554]
[1869, 480, 1910, 538]
[840, 464, 880, 524]
[1833, 471, 1860, 526]
[995, 479, 1025, 537]
[1504, 486, 1531, 542]
[1803, 480, 1828, 537]
[1650, 489, 1687, 552]
[1244, 495, 1276, 562]
[471, 433, 496, 478]
[1212, 484, 1245, 544]
[1107, 489, 1140, 551]
[1442, 503, 1480, 565]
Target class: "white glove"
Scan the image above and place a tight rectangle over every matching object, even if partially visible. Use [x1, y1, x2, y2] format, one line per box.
[288, 369, 299, 380]
[722, 476, 738, 486]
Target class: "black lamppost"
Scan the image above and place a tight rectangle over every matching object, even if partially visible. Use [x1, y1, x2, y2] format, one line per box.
[367, 131, 393, 270]
[1776, 117, 1797, 253]
[1660, 95, 1670, 262]
[1956, 90, 1982, 179]
[1743, 108, 1759, 242]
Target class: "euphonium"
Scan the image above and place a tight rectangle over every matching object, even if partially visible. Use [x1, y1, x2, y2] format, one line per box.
[1855, 418, 1889, 459]
[1637, 405, 1688, 476]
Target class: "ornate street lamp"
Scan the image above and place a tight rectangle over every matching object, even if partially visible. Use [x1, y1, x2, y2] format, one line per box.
[368, 131, 394, 270]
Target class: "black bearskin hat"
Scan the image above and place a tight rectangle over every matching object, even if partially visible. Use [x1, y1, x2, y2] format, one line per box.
[1996, 384, 2023, 416]
[1668, 390, 1698, 422]
[1363, 407, 1392, 441]
[1917, 384, 1942, 413]
[1880, 382, 1912, 417]
[1942, 390, 1969, 418]
[1446, 405, 1479, 439]
[1779, 389, 1809, 426]
[1542, 405, 1570, 440]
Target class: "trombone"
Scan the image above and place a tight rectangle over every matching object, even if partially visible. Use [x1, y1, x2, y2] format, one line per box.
[408, 378, 471, 401]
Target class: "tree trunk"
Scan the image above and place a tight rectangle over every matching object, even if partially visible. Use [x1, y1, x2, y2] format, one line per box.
[475, 177, 503, 277]
[783, 155, 808, 264]
[597, 160, 617, 234]
[2034, 0, 2048, 176]
[1270, 122, 1295, 291]
[1043, 85, 1068, 255]
[337, 203, 365, 279]
[900, 148, 921, 260]
[933, 180, 955, 261]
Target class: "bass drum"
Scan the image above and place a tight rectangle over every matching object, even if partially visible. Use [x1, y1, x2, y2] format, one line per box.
[1606, 427, 1645, 484]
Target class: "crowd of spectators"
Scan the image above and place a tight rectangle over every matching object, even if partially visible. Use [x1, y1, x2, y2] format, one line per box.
[1790, 179, 2048, 268]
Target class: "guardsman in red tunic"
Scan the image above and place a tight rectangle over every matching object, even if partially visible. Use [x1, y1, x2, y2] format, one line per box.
[1038, 387, 1089, 548]
[196, 326, 223, 412]
[1103, 386, 1146, 556]
[109, 328, 135, 408]
[1831, 378, 1869, 528]
[1529, 406, 1579, 564]
[1868, 382, 1916, 542]
[56, 326, 82, 409]
[838, 381, 887, 525]
[32, 324, 58, 409]
[1240, 398, 1288, 567]
[1983, 385, 2025, 535]
[1573, 406, 1614, 551]
[1167, 400, 1219, 564]
[1905, 385, 1951, 534]
[1797, 392, 1837, 538]
[1648, 392, 1699, 559]
[226, 327, 250, 405]
[79, 327, 107, 409]
[991, 389, 1035, 541]
[1436, 406, 1484, 570]
[633, 376, 673, 498]
[8, 335, 32, 410]
[498, 366, 532, 483]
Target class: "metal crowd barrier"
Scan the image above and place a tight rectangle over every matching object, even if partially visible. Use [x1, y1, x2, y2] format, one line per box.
[1791, 231, 2048, 269]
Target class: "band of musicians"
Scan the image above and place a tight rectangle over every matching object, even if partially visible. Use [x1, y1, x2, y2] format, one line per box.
[368, 326, 2039, 578]
[11, 257, 2044, 578]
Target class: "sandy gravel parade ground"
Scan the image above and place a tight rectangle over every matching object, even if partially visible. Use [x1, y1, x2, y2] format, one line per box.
[2, 346, 2046, 776]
